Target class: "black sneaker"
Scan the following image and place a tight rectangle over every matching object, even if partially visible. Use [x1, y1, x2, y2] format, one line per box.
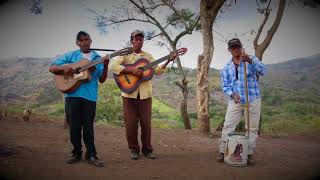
[66, 155, 81, 164]
[87, 156, 104, 167]
[130, 151, 139, 160]
[143, 152, 157, 159]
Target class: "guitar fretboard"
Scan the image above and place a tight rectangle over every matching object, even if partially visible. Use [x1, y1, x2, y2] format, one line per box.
[80, 49, 129, 71]
[141, 55, 170, 71]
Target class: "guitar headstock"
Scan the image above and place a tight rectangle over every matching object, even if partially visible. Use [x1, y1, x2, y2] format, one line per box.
[175, 48, 188, 57]
[118, 47, 133, 56]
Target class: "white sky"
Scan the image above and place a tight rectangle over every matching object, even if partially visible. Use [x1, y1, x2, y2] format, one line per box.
[0, 0, 319, 69]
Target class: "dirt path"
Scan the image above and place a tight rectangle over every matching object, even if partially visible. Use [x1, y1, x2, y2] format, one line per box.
[0, 117, 319, 180]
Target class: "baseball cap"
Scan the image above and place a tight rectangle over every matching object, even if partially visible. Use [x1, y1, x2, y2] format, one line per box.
[130, 30, 144, 40]
[228, 38, 242, 49]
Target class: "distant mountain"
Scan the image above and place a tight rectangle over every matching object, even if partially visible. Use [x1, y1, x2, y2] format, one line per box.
[264, 54, 320, 87]
[261, 54, 320, 106]
[0, 57, 56, 103]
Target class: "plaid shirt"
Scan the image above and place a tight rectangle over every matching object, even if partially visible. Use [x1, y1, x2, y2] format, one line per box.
[220, 56, 266, 104]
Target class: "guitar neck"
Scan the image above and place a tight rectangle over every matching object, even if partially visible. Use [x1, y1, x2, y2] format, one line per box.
[141, 55, 170, 71]
[80, 50, 125, 71]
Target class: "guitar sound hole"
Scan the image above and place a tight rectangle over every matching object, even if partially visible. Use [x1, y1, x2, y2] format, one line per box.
[124, 74, 131, 84]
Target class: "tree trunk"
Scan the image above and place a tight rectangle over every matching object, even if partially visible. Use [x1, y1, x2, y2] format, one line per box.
[180, 77, 191, 129]
[197, 54, 211, 134]
[197, 0, 225, 134]
[255, 48, 264, 60]
[173, 48, 192, 130]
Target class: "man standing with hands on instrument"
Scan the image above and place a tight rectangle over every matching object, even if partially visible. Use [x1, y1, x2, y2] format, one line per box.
[110, 30, 176, 160]
[49, 31, 109, 167]
[216, 38, 266, 165]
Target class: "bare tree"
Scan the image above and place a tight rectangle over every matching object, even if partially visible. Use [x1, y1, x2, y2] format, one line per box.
[90, 0, 200, 129]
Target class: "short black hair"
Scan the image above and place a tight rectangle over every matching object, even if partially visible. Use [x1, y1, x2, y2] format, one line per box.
[76, 31, 90, 40]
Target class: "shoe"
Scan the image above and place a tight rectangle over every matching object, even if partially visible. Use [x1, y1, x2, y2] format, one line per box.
[130, 151, 139, 160]
[143, 152, 157, 159]
[216, 153, 224, 163]
[66, 155, 81, 164]
[87, 156, 104, 167]
[247, 154, 255, 166]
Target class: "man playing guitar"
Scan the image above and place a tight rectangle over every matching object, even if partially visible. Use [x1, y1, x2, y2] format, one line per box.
[49, 31, 108, 167]
[110, 30, 177, 160]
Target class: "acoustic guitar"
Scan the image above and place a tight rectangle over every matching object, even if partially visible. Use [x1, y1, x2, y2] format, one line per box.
[114, 48, 187, 93]
[54, 47, 133, 93]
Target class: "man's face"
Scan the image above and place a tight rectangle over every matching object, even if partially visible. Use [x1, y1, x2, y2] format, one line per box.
[229, 45, 242, 57]
[131, 35, 144, 50]
[76, 35, 92, 52]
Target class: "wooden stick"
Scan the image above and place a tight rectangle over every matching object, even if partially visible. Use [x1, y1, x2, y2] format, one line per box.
[243, 61, 250, 139]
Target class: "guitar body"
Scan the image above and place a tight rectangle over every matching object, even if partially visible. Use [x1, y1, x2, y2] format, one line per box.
[52, 47, 133, 93]
[54, 59, 94, 93]
[114, 58, 154, 94]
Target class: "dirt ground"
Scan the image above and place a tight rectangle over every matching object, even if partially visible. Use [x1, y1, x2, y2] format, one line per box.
[0, 116, 320, 180]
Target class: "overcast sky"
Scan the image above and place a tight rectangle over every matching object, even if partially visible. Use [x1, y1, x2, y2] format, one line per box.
[0, 0, 319, 69]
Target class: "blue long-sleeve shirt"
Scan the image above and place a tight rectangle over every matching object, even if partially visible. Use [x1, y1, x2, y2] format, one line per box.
[51, 49, 104, 102]
[220, 56, 266, 104]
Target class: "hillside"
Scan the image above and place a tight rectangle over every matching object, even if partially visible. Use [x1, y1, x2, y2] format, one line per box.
[0, 57, 60, 105]
[0, 54, 319, 133]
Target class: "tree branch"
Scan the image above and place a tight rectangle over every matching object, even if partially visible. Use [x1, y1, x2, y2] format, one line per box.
[144, 1, 166, 12]
[173, 15, 200, 46]
[107, 18, 152, 25]
[146, 32, 163, 40]
[190, 15, 201, 31]
[260, 0, 285, 49]
[253, 0, 271, 48]
[175, 81, 183, 90]
[161, 0, 188, 28]
[253, 9, 269, 48]
[129, 0, 173, 44]
[164, 16, 179, 29]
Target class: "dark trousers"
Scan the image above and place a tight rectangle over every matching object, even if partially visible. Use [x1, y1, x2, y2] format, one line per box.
[122, 96, 153, 154]
[65, 97, 97, 158]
